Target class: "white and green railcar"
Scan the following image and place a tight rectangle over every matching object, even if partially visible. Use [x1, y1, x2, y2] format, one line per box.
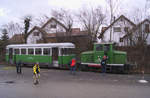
[6, 43, 75, 68]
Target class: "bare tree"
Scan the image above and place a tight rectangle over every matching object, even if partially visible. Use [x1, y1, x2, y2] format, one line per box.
[2, 22, 23, 38]
[34, 15, 50, 27]
[77, 6, 106, 42]
[126, 2, 150, 72]
[128, 0, 150, 46]
[130, 8, 145, 24]
[106, 0, 121, 41]
[51, 8, 73, 33]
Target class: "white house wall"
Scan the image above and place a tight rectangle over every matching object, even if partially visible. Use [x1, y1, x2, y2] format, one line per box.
[102, 18, 135, 46]
[126, 21, 150, 45]
[139, 21, 150, 45]
[27, 30, 42, 44]
[42, 20, 66, 33]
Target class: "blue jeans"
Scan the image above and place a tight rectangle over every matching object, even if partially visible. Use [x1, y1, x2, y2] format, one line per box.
[101, 64, 106, 73]
[70, 66, 76, 74]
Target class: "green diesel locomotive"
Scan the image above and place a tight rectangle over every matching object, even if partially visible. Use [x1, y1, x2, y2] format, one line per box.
[80, 42, 130, 73]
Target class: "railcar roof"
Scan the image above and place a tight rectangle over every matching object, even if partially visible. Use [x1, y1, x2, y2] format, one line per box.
[6, 43, 75, 48]
[94, 42, 114, 45]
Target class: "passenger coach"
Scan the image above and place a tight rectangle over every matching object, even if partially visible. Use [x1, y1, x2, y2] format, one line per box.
[6, 43, 75, 68]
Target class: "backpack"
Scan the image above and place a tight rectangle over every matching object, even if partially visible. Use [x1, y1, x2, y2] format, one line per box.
[36, 66, 39, 74]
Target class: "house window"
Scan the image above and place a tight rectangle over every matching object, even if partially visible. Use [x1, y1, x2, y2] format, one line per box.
[124, 27, 129, 32]
[120, 38, 123, 42]
[145, 24, 149, 33]
[50, 24, 56, 28]
[33, 32, 40, 36]
[113, 27, 121, 32]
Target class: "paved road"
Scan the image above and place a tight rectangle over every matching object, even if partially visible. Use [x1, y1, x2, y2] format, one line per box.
[0, 65, 150, 98]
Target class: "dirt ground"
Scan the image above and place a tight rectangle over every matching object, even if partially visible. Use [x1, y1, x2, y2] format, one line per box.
[0, 65, 150, 98]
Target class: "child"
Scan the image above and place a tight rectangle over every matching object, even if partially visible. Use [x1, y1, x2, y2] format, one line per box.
[33, 62, 40, 85]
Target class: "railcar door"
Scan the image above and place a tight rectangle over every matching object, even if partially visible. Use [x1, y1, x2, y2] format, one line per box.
[9, 48, 13, 64]
[52, 48, 59, 67]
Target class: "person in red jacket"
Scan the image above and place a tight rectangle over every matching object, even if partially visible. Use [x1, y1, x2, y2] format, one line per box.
[70, 58, 76, 75]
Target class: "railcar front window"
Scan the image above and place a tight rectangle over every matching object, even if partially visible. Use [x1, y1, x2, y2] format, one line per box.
[43, 48, 50, 55]
[35, 48, 42, 55]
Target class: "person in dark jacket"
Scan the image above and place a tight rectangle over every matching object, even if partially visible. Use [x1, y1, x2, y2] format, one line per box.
[16, 60, 22, 74]
[101, 53, 108, 73]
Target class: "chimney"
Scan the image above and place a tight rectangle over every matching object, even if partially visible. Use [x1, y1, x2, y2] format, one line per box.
[114, 16, 116, 22]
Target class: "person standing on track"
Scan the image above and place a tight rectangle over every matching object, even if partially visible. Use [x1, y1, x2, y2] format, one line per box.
[101, 53, 108, 73]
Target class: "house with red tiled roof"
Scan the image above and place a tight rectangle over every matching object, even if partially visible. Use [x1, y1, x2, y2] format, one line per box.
[10, 17, 91, 53]
[9, 34, 25, 44]
[98, 15, 136, 46]
[25, 17, 89, 44]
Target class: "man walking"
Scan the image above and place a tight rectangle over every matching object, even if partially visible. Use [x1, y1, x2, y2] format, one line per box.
[16, 60, 22, 74]
[70, 58, 76, 75]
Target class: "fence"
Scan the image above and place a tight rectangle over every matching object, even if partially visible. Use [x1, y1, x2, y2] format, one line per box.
[116, 46, 150, 73]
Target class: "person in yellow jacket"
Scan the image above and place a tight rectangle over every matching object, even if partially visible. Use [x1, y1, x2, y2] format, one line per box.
[33, 62, 40, 85]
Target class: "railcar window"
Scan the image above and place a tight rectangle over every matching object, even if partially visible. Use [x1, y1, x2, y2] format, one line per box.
[14, 49, 19, 54]
[28, 49, 34, 55]
[21, 49, 26, 54]
[96, 44, 103, 51]
[62, 48, 74, 55]
[35, 48, 42, 55]
[43, 48, 50, 55]
[104, 44, 110, 51]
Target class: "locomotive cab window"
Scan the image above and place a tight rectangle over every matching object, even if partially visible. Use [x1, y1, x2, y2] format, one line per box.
[96, 44, 103, 51]
[104, 44, 110, 51]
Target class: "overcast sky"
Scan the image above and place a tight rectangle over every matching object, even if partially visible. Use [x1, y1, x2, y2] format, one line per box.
[0, 0, 147, 27]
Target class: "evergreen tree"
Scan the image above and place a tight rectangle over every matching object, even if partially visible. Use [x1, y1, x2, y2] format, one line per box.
[24, 16, 31, 43]
[0, 29, 9, 61]
[1, 29, 9, 43]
